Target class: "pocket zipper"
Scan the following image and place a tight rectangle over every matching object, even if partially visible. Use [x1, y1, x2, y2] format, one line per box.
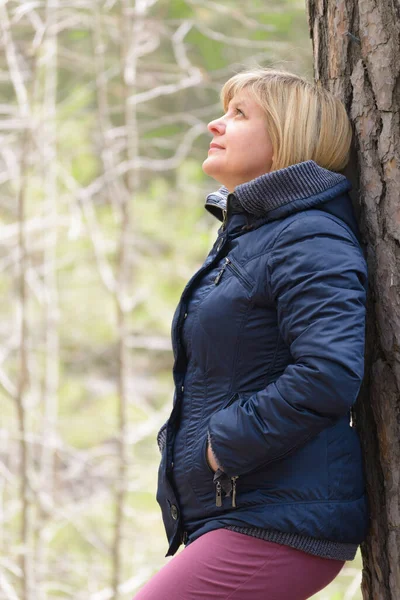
[213, 471, 240, 508]
[225, 258, 252, 291]
[214, 258, 228, 285]
[214, 257, 252, 291]
[231, 476, 238, 507]
[215, 480, 222, 507]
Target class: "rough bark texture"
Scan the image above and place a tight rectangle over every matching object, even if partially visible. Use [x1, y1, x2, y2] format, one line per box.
[306, 1, 400, 598]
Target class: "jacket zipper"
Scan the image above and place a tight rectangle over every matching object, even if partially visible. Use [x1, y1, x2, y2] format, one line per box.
[231, 476, 238, 507]
[221, 209, 227, 231]
[226, 258, 252, 291]
[214, 257, 252, 291]
[213, 393, 240, 507]
[206, 438, 237, 507]
[215, 480, 222, 507]
[214, 474, 240, 508]
[214, 258, 228, 285]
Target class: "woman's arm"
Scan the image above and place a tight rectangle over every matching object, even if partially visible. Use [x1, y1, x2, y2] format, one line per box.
[206, 215, 368, 477]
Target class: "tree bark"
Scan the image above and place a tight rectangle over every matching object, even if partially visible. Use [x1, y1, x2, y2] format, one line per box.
[306, 1, 400, 598]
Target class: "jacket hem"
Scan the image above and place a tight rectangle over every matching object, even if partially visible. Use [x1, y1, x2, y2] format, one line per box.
[224, 525, 357, 561]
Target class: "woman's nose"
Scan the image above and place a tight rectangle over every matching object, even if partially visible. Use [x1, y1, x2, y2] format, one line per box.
[207, 116, 225, 135]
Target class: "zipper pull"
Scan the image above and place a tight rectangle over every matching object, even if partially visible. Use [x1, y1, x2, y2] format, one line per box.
[231, 476, 238, 507]
[222, 209, 227, 231]
[214, 257, 229, 285]
[214, 268, 224, 285]
[215, 481, 222, 507]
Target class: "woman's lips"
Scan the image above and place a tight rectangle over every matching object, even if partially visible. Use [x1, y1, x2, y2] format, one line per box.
[209, 143, 225, 152]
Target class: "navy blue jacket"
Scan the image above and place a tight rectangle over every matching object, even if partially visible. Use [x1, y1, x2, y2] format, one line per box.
[156, 161, 369, 557]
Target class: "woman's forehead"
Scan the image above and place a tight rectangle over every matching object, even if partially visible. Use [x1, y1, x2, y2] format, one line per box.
[228, 92, 266, 118]
[229, 93, 250, 106]
[224, 84, 259, 108]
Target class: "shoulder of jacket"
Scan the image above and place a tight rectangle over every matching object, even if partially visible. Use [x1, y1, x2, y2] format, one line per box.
[269, 209, 361, 251]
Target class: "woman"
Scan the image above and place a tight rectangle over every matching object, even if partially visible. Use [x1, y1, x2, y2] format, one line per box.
[135, 68, 369, 599]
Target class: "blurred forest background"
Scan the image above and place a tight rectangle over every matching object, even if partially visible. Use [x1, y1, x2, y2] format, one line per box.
[0, 0, 363, 599]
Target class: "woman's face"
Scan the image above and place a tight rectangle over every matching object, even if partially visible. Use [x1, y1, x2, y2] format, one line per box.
[202, 90, 274, 191]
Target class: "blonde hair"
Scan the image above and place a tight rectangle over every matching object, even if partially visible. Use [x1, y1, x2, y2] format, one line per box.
[221, 68, 352, 173]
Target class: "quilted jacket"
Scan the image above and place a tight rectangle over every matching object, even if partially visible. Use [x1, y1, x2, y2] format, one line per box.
[156, 160, 370, 557]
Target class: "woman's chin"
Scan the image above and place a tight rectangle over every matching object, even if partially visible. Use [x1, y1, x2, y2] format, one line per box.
[202, 157, 222, 179]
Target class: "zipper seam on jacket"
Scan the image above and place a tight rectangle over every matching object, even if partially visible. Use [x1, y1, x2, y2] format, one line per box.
[225, 258, 253, 291]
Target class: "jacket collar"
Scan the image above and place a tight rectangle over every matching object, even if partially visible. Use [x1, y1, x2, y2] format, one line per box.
[204, 160, 352, 226]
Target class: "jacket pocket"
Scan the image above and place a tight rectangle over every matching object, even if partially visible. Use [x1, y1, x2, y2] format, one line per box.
[193, 435, 240, 511]
[187, 434, 216, 513]
[225, 257, 253, 292]
[221, 392, 240, 409]
[214, 257, 253, 292]
[204, 435, 215, 475]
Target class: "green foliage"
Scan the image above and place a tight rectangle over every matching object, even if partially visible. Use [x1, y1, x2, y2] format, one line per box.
[60, 392, 118, 448]
[164, 0, 195, 20]
[142, 123, 183, 139]
[253, 12, 294, 38]
[186, 28, 226, 71]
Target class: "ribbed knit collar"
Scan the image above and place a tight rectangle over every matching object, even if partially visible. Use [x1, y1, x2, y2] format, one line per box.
[204, 160, 351, 223]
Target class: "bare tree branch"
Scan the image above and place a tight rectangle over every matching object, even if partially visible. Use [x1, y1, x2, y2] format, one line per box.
[195, 21, 284, 48]
[80, 121, 207, 199]
[15, 129, 32, 600]
[0, 3, 31, 117]
[187, 0, 276, 32]
[128, 70, 203, 105]
[0, 568, 21, 600]
[33, 3, 60, 596]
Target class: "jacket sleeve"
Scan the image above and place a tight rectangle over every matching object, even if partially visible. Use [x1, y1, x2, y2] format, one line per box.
[207, 216, 368, 477]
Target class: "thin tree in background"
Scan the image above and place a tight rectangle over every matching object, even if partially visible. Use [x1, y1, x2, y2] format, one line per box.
[307, 1, 400, 598]
[36, 2, 60, 597]
[0, 2, 34, 598]
[111, 1, 140, 597]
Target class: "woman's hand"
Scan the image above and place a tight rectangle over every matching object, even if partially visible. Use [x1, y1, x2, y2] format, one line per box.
[206, 440, 220, 473]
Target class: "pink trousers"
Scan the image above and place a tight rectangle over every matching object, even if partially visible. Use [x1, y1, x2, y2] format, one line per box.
[134, 529, 346, 600]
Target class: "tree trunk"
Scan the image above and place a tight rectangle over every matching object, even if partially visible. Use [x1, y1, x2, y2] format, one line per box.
[306, 1, 400, 598]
